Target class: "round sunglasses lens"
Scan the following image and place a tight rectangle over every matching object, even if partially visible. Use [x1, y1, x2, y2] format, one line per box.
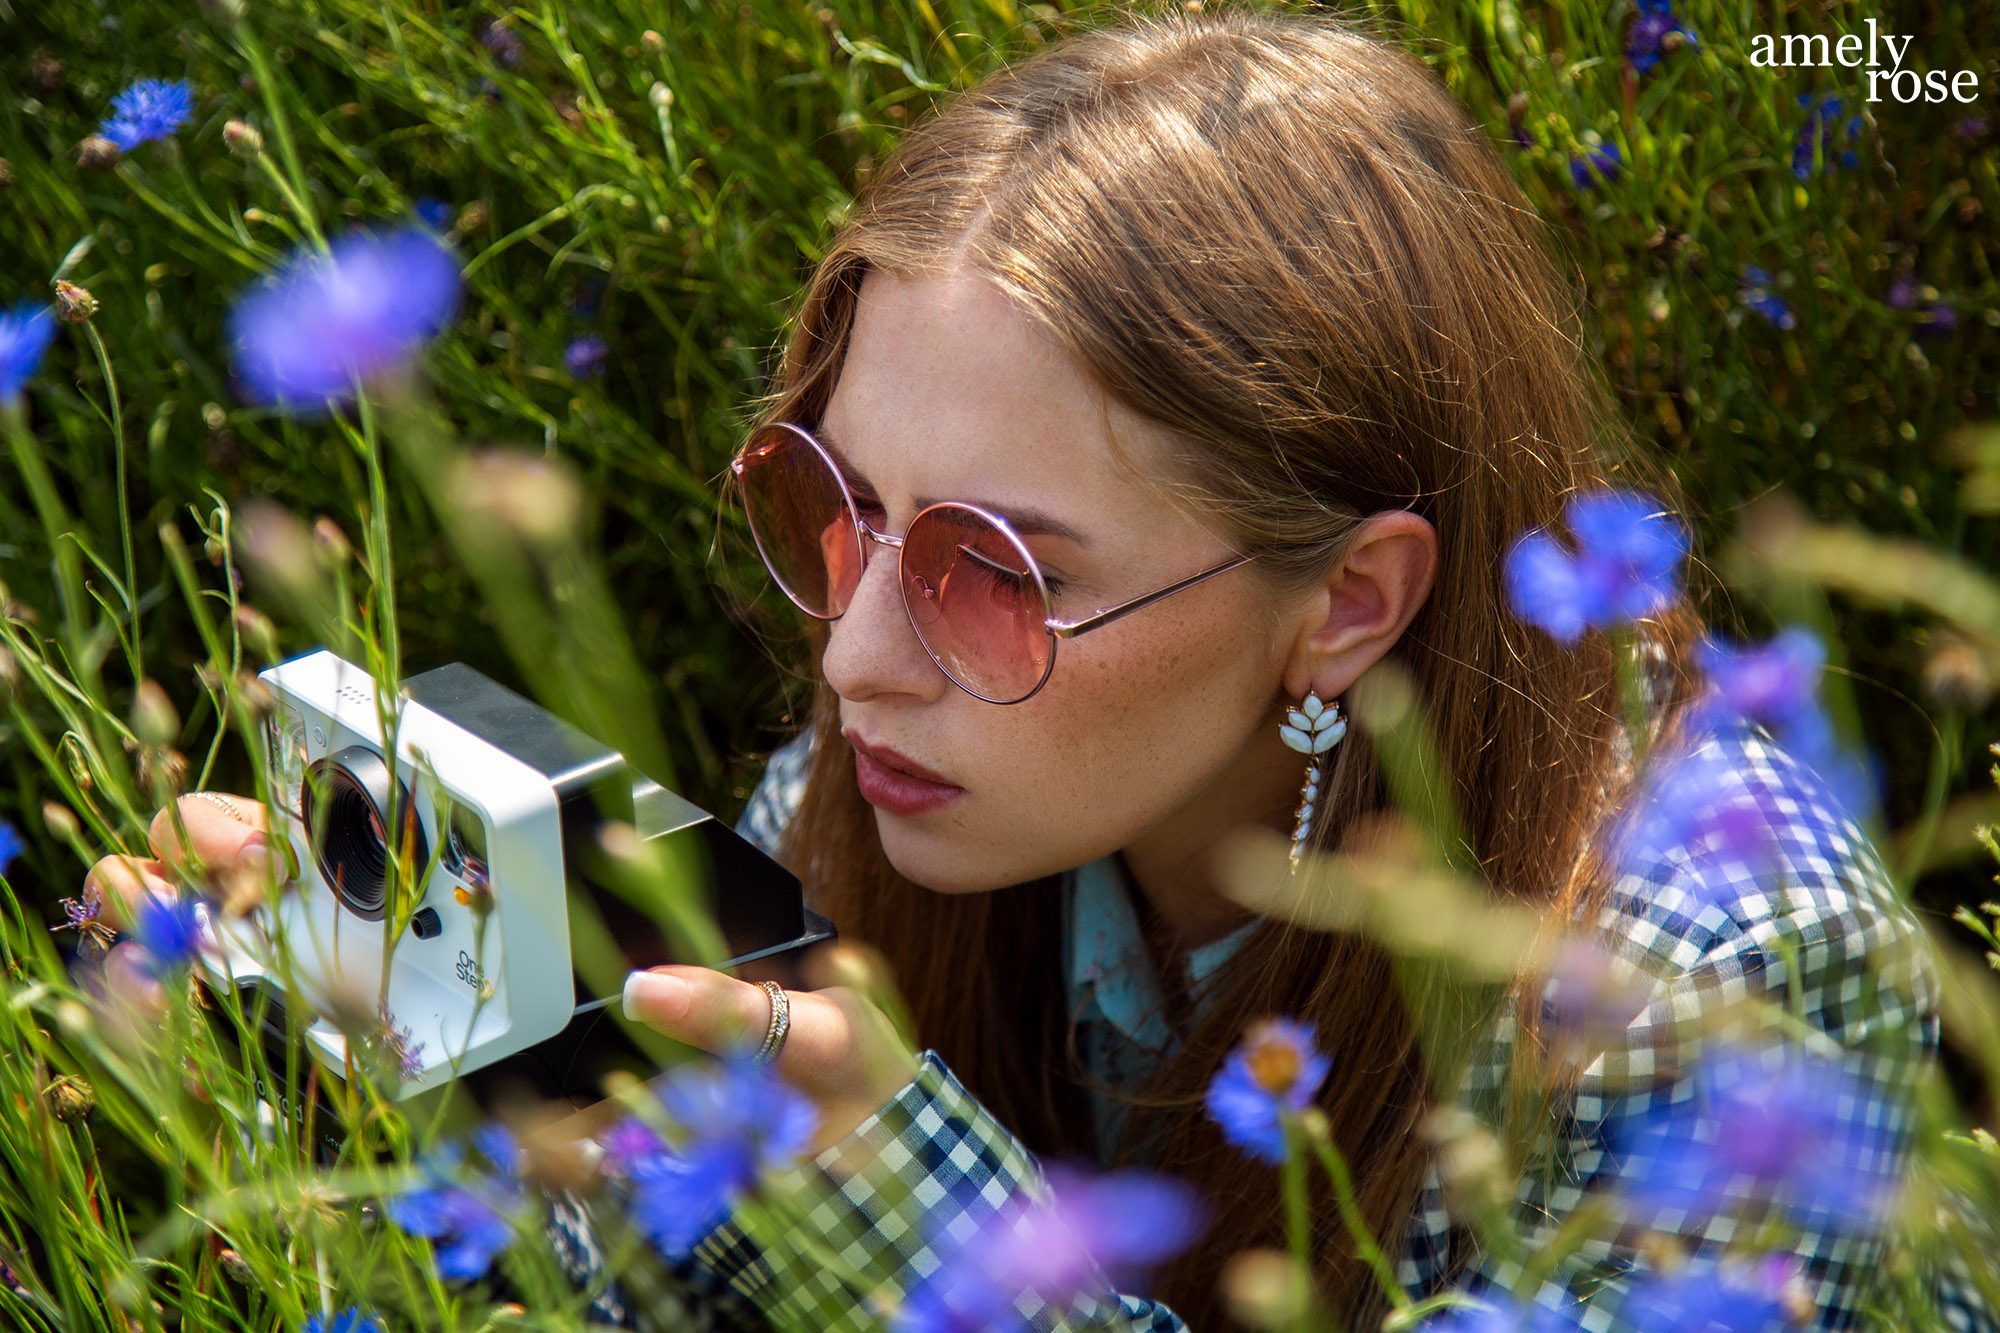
[736, 428, 863, 617]
[902, 507, 1053, 702]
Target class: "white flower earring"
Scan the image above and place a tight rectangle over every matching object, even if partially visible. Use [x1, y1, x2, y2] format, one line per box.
[1280, 690, 1347, 873]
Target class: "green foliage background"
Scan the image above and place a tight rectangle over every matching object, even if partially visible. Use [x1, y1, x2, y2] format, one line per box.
[1, 0, 1996, 1043]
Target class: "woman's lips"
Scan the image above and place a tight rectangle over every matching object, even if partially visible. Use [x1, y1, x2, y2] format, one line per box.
[848, 735, 964, 817]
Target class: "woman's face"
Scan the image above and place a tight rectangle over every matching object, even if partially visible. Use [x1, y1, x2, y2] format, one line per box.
[816, 265, 1308, 897]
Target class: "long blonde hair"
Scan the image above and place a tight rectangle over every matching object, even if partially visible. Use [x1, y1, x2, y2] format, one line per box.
[730, 7, 1706, 1324]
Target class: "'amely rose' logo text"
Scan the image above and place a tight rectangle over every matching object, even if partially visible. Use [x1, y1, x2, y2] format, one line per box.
[1750, 18, 1982, 104]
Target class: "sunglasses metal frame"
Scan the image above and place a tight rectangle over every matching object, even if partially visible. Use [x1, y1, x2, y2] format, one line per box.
[730, 421, 1256, 704]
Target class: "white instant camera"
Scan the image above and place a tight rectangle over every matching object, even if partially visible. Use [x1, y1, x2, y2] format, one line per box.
[196, 648, 833, 1108]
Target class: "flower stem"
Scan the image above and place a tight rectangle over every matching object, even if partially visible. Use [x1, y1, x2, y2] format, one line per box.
[82, 323, 139, 684]
[1304, 1117, 1411, 1312]
[1281, 1113, 1311, 1333]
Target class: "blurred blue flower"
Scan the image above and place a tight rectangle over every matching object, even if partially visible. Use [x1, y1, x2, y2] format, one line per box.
[1793, 93, 1863, 181]
[99, 78, 195, 151]
[1568, 141, 1622, 189]
[1886, 274, 1959, 342]
[1615, 1043, 1901, 1231]
[1694, 626, 1823, 729]
[477, 18, 525, 67]
[1608, 737, 1789, 903]
[1689, 626, 1878, 828]
[0, 302, 59, 401]
[229, 226, 461, 411]
[385, 1125, 522, 1282]
[892, 1162, 1204, 1333]
[1738, 265, 1796, 330]
[305, 1311, 383, 1333]
[1205, 1017, 1329, 1165]
[605, 1053, 818, 1258]
[0, 821, 22, 875]
[1626, 0, 1698, 78]
[135, 894, 209, 975]
[1622, 1256, 1804, 1333]
[564, 333, 610, 378]
[1504, 489, 1686, 644]
[414, 196, 455, 231]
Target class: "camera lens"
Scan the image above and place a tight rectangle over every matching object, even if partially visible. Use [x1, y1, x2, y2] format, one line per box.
[302, 746, 428, 921]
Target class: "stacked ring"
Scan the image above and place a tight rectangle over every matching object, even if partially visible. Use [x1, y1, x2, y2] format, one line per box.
[754, 979, 791, 1065]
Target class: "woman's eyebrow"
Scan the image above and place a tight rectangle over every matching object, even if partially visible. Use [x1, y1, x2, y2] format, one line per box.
[815, 423, 1091, 546]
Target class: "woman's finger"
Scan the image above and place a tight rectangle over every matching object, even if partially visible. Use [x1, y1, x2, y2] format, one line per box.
[621, 966, 883, 1096]
[147, 793, 284, 888]
[100, 940, 168, 1022]
[83, 853, 178, 931]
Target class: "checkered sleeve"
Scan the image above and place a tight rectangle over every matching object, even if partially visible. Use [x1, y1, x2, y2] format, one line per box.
[681, 1048, 1191, 1331]
[1404, 719, 1958, 1331]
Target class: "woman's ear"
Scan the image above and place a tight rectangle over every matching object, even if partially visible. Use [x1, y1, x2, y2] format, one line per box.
[1281, 510, 1439, 700]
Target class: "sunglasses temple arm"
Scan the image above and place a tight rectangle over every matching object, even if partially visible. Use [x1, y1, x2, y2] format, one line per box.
[1048, 554, 1255, 640]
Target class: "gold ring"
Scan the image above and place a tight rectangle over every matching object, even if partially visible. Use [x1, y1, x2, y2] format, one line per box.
[754, 979, 790, 1065]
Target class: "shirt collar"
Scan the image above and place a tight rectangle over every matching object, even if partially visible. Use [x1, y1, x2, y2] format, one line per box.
[1066, 854, 1263, 1055]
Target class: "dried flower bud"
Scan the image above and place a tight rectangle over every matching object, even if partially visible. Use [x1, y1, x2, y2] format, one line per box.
[1219, 1249, 1310, 1330]
[1921, 632, 1995, 711]
[311, 516, 353, 566]
[222, 119, 264, 157]
[458, 199, 489, 231]
[0, 159, 15, 188]
[455, 449, 584, 550]
[42, 802, 80, 841]
[216, 1247, 254, 1285]
[30, 52, 66, 95]
[232, 603, 280, 662]
[133, 680, 180, 746]
[77, 135, 121, 172]
[233, 669, 277, 721]
[44, 1075, 94, 1123]
[53, 280, 97, 324]
[138, 746, 190, 797]
[640, 29, 664, 52]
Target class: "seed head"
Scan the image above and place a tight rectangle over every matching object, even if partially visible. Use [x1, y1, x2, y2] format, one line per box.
[53, 280, 97, 324]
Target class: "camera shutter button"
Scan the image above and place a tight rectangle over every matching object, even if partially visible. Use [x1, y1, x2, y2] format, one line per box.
[410, 907, 443, 940]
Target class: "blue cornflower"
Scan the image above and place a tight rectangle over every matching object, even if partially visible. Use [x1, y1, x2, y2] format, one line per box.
[1503, 488, 1686, 645]
[1738, 265, 1796, 330]
[0, 821, 22, 875]
[228, 225, 461, 411]
[892, 1162, 1204, 1333]
[305, 1311, 383, 1333]
[1625, 0, 1698, 78]
[414, 196, 455, 231]
[1568, 141, 1622, 189]
[1690, 626, 1878, 827]
[384, 1125, 523, 1282]
[0, 302, 58, 401]
[1793, 93, 1863, 182]
[135, 893, 210, 975]
[1204, 1017, 1330, 1165]
[564, 333, 610, 378]
[99, 78, 196, 151]
[605, 1053, 818, 1258]
[1887, 274, 1959, 342]
[1614, 1042, 1902, 1232]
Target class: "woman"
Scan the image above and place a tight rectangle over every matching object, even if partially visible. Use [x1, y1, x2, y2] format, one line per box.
[88, 7, 1973, 1331]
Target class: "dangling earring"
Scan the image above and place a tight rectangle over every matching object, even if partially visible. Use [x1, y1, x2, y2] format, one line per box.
[1280, 690, 1347, 874]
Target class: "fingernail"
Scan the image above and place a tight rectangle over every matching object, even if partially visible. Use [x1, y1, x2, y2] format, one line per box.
[623, 969, 685, 1020]
[240, 831, 294, 885]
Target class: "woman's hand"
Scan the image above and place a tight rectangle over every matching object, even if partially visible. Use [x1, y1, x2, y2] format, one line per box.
[621, 952, 921, 1158]
[82, 793, 285, 1016]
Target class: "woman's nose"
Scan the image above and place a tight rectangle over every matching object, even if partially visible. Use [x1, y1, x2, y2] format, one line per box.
[820, 533, 951, 703]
